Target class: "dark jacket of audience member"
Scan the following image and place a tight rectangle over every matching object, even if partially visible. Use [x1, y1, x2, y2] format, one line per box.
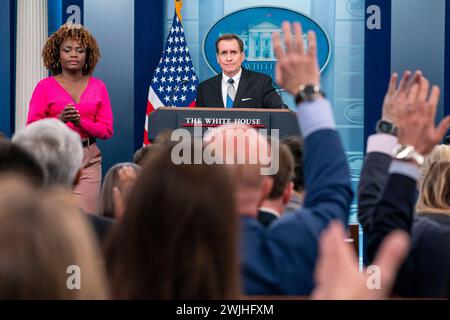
[105, 143, 240, 299]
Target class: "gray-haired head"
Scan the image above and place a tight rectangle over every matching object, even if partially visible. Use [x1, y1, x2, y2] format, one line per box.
[12, 119, 83, 189]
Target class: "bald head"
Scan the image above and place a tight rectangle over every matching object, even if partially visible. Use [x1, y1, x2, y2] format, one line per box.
[204, 124, 276, 216]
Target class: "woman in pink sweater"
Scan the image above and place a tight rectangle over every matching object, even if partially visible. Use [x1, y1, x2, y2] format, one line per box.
[27, 23, 113, 214]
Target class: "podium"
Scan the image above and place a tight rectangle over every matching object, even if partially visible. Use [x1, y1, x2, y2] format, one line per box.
[147, 107, 301, 141]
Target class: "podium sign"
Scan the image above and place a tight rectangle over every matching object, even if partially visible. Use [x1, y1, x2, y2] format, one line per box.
[147, 107, 300, 141]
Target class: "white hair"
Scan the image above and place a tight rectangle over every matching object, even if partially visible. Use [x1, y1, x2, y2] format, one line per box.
[12, 119, 83, 189]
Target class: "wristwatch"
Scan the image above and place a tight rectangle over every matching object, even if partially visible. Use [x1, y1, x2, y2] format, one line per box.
[295, 84, 325, 105]
[376, 120, 397, 136]
[392, 144, 424, 166]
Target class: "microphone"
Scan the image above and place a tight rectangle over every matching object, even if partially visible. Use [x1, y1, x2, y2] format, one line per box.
[273, 82, 288, 109]
[169, 79, 190, 107]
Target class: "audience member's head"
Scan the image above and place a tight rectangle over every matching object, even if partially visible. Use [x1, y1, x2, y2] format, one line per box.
[0, 177, 108, 299]
[419, 144, 450, 187]
[258, 139, 294, 221]
[281, 135, 304, 193]
[153, 130, 174, 144]
[0, 131, 6, 141]
[0, 140, 45, 187]
[106, 143, 239, 299]
[12, 118, 83, 189]
[133, 144, 163, 166]
[204, 124, 273, 217]
[416, 161, 450, 215]
[100, 162, 141, 219]
[135, 131, 175, 165]
[266, 140, 294, 201]
[133, 145, 151, 166]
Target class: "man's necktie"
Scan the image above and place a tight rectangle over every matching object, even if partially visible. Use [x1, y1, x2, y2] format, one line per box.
[226, 78, 235, 108]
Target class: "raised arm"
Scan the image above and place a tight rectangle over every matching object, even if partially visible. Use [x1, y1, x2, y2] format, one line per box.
[365, 74, 450, 262]
[265, 22, 353, 294]
[358, 71, 419, 231]
[272, 21, 352, 223]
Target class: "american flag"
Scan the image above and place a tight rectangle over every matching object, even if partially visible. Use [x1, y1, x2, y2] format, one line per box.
[143, 7, 199, 145]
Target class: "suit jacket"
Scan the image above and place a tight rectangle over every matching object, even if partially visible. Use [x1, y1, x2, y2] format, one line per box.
[257, 209, 278, 227]
[196, 68, 284, 109]
[241, 129, 353, 295]
[358, 152, 450, 298]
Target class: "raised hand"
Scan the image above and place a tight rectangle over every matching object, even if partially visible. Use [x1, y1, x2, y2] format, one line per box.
[272, 21, 320, 96]
[382, 70, 421, 125]
[112, 166, 138, 219]
[396, 76, 450, 155]
[311, 221, 409, 300]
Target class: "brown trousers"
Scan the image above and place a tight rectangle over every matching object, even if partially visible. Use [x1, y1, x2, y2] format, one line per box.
[73, 143, 102, 214]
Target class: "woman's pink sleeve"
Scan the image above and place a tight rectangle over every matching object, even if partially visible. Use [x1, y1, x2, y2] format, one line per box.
[79, 81, 114, 139]
[26, 81, 48, 124]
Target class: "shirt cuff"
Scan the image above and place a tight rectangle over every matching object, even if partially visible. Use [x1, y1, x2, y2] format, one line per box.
[297, 98, 335, 138]
[389, 160, 420, 180]
[366, 134, 398, 155]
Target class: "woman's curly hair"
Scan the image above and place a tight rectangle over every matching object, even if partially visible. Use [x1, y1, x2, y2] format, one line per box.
[42, 23, 100, 76]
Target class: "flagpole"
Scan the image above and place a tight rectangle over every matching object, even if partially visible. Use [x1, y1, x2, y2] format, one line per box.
[175, 0, 182, 23]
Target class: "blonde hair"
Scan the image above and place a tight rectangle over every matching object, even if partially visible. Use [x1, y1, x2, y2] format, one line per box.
[0, 177, 109, 299]
[416, 161, 450, 216]
[419, 144, 450, 188]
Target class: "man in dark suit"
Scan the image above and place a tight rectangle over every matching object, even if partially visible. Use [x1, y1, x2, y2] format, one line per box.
[196, 33, 284, 109]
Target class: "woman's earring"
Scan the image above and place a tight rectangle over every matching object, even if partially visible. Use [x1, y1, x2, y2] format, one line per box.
[56, 61, 61, 69]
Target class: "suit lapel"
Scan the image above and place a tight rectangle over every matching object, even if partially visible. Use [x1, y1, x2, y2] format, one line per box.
[214, 74, 225, 108]
[234, 68, 250, 107]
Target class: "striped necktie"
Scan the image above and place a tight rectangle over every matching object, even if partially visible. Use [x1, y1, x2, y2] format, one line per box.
[226, 78, 235, 108]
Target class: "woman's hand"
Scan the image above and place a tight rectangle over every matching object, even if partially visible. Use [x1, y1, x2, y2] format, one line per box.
[113, 166, 139, 220]
[59, 104, 80, 126]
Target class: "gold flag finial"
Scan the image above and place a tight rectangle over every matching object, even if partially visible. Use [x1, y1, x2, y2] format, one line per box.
[175, 0, 183, 22]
